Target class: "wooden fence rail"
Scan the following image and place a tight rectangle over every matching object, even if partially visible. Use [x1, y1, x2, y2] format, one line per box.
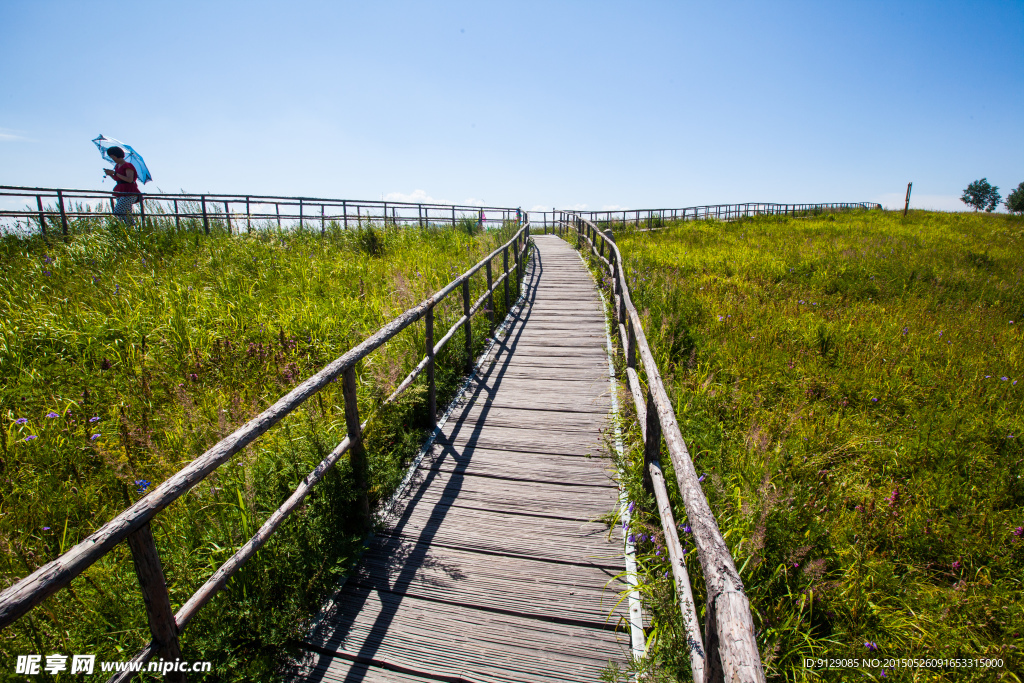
[571, 201, 881, 228]
[541, 212, 767, 683]
[0, 185, 523, 237]
[0, 217, 532, 683]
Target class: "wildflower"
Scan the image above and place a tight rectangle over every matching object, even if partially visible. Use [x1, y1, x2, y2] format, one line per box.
[881, 670, 887, 678]
[697, 473, 707, 483]
[792, 562, 799, 568]
[42, 270, 52, 277]
[627, 501, 635, 515]
[871, 397, 878, 403]
[952, 560, 962, 570]
[1014, 380, 1018, 386]
[886, 488, 900, 506]
[24, 435, 37, 442]
[682, 525, 692, 534]
[89, 416, 101, 423]
[90, 433, 100, 441]
[798, 300, 805, 304]
[902, 327, 908, 335]
[15, 417, 27, 425]
[628, 534, 635, 544]
[42, 526, 50, 531]
[1013, 527, 1024, 538]
[46, 411, 58, 419]
[717, 315, 723, 321]
[189, 372, 199, 381]
[1001, 377, 1009, 381]
[135, 479, 151, 494]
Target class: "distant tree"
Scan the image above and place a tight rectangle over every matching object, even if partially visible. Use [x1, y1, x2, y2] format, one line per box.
[1005, 181, 1024, 214]
[961, 178, 1001, 212]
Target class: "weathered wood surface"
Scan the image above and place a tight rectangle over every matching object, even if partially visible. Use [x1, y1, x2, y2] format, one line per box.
[293, 236, 630, 682]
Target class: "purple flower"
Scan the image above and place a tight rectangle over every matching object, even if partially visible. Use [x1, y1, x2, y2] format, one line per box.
[871, 397, 878, 403]
[881, 670, 887, 678]
[697, 473, 707, 483]
[135, 479, 151, 494]
[792, 562, 799, 568]
[42, 526, 50, 531]
[864, 641, 878, 652]
[24, 435, 37, 441]
[46, 411, 59, 419]
[1013, 527, 1024, 538]
[682, 525, 692, 534]
[42, 270, 52, 277]
[90, 433, 100, 441]
[15, 417, 27, 425]
[902, 327, 908, 335]
[952, 560, 962, 570]
[627, 501, 635, 515]
[89, 416, 100, 423]
[1001, 377, 1009, 381]
[628, 534, 636, 544]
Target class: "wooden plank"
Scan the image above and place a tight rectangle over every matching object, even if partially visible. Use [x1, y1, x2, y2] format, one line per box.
[304, 588, 626, 683]
[350, 537, 627, 625]
[392, 468, 615, 520]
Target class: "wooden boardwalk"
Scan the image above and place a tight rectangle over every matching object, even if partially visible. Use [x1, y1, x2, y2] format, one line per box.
[294, 235, 631, 682]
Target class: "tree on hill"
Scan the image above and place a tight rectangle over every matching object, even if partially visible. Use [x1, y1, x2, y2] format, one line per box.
[1005, 181, 1024, 214]
[961, 178, 1001, 212]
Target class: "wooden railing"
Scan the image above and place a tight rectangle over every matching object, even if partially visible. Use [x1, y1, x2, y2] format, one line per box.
[576, 201, 881, 227]
[0, 185, 522, 237]
[541, 213, 766, 683]
[0, 219, 533, 682]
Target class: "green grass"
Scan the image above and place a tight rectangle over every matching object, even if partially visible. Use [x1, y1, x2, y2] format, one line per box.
[591, 210, 1023, 682]
[0, 214, 523, 681]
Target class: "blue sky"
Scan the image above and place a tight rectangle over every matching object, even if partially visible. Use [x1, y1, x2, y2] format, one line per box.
[2, 0, 1021, 212]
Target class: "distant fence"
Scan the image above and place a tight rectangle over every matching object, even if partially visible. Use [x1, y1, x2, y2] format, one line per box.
[574, 202, 882, 227]
[0, 185, 523, 238]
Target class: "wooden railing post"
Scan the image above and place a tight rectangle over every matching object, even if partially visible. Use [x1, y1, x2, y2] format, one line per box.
[126, 522, 185, 683]
[643, 388, 661, 492]
[57, 190, 68, 237]
[275, 203, 281, 230]
[224, 201, 230, 235]
[426, 305, 436, 428]
[139, 196, 146, 228]
[462, 278, 473, 373]
[246, 196, 251, 233]
[503, 247, 510, 313]
[35, 195, 47, 240]
[485, 259, 495, 334]
[321, 204, 325, 236]
[174, 199, 180, 232]
[299, 199, 304, 229]
[201, 195, 210, 235]
[342, 367, 370, 527]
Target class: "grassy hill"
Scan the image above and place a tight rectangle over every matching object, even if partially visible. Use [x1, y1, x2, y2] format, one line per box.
[611, 209, 1023, 681]
[0, 216, 517, 680]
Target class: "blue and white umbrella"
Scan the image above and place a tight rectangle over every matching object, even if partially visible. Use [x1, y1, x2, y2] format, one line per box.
[92, 134, 152, 184]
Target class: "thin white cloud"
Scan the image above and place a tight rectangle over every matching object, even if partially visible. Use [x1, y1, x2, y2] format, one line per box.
[461, 198, 486, 207]
[383, 189, 446, 204]
[601, 204, 630, 211]
[0, 128, 31, 142]
[566, 203, 588, 210]
[529, 204, 551, 212]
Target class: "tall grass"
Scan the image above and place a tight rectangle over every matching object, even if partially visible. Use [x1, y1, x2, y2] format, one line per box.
[0, 214, 520, 680]
[603, 210, 1023, 681]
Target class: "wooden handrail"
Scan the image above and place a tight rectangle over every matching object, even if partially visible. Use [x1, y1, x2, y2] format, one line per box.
[0, 218, 532, 679]
[556, 213, 766, 683]
[0, 185, 523, 234]
[570, 201, 881, 228]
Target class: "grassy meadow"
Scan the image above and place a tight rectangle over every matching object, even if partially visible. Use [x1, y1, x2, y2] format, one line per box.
[0, 214, 521, 680]
[599, 210, 1023, 681]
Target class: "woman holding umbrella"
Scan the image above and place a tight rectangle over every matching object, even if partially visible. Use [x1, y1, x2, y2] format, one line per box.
[103, 146, 141, 225]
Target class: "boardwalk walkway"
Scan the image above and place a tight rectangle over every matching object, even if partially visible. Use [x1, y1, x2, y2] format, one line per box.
[294, 235, 630, 682]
